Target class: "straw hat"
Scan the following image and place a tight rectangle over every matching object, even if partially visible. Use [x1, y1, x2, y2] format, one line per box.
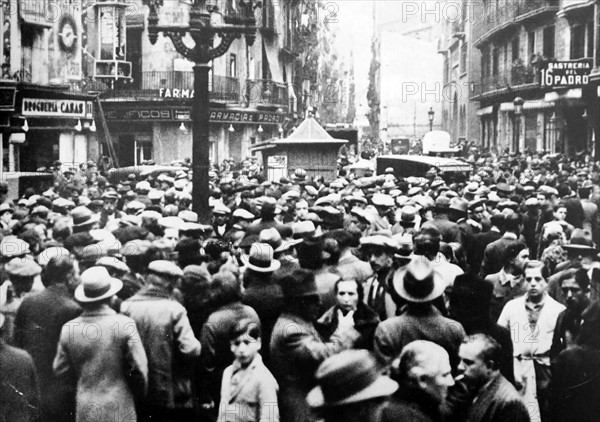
[74, 266, 123, 303]
[241, 243, 281, 273]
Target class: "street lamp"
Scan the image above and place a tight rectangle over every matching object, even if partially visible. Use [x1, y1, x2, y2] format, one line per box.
[428, 107, 435, 132]
[513, 97, 524, 153]
[143, 0, 259, 223]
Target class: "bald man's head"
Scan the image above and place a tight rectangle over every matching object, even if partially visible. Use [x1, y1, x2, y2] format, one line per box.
[394, 341, 455, 405]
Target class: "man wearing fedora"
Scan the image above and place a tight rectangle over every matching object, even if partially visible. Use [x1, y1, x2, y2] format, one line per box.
[270, 268, 360, 422]
[121, 260, 201, 422]
[242, 243, 284, 363]
[0, 312, 40, 422]
[373, 257, 466, 370]
[546, 229, 599, 305]
[307, 350, 398, 422]
[53, 266, 148, 422]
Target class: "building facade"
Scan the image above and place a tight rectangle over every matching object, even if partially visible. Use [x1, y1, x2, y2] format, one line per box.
[367, 1, 445, 151]
[438, 0, 480, 146]
[0, 0, 100, 175]
[472, 0, 599, 158]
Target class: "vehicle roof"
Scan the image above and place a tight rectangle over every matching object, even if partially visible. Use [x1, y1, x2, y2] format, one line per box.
[377, 155, 472, 172]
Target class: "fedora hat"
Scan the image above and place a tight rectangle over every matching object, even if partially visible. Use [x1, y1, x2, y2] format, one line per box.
[71, 206, 100, 228]
[74, 266, 123, 303]
[241, 243, 281, 273]
[280, 268, 319, 298]
[393, 256, 446, 303]
[563, 229, 597, 252]
[449, 197, 468, 214]
[307, 350, 398, 408]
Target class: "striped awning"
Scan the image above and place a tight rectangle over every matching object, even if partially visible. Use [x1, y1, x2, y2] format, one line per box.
[500, 100, 555, 112]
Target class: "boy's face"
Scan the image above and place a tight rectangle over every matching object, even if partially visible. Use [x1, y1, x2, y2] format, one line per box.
[231, 333, 261, 368]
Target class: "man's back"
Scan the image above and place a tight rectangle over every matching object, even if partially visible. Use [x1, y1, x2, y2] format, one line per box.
[373, 304, 466, 369]
[121, 288, 201, 408]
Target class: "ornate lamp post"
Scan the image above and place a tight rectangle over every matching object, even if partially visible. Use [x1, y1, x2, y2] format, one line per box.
[428, 107, 435, 132]
[143, 0, 259, 222]
[513, 97, 524, 153]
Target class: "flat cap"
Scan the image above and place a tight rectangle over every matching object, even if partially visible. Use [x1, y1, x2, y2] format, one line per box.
[232, 208, 255, 220]
[371, 193, 394, 207]
[6, 255, 41, 277]
[148, 260, 183, 278]
[360, 235, 399, 251]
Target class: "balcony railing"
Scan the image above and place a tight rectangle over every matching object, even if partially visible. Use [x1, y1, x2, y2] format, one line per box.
[474, 0, 559, 45]
[246, 79, 288, 106]
[88, 72, 241, 102]
[474, 62, 538, 98]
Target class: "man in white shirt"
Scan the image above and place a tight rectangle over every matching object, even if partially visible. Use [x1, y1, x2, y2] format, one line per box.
[498, 260, 565, 422]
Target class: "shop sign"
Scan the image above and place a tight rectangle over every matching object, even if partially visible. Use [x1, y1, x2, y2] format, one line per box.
[267, 155, 287, 168]
[22, 98, 92, 118]
[541, 61, 592, 89]
[105, 106, 286, 125]
[209, 110, 285, 124]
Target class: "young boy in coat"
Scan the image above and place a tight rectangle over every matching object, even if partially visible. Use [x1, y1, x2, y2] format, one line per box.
[218, 319, 279, 422]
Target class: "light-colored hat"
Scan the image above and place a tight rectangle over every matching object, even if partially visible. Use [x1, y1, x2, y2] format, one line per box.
[135, 181, 151, 192]
[232, 208, 255, 221]
[37, 247, 70, 267]
[0, 236, 31, 258]
[307, 349, 398, 408]
[292, 220, 318, 239]
[71, 206, 100, 228]
[393, 256, 446, 303]
[178, 210, 199, 223]
[74, 266, 123, 303]
[148, 260, 184, 278]
[5, 255, 41, 277]
[371, 193, 394, 207]
[241, 243, 281, 273]
[360, 235, 399, 251]
[0, 203, 14, 214]
[148, 190, 164, 201]
[305, 185, 318, 196]
[212, 202, 232, 215]
[96, 256, 130, 273]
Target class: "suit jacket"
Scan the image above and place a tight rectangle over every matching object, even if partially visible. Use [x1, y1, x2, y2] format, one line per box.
[581, 199, 599, 245]
[467, 230, 502, 274]
[13, 284, 82, 421]
[373, 304, 466, 370]
[269, 313, 359, 422]
[422, 216, 462, 244]
[217, 355, 279, 422]
[480, 236, 524, 278]
[200, 301, 260, 405]
[465, 373, 529, 422]
[53, 307, 148, 422]
[485, 271, 528, 323]
[121, 285, 201, 409]
[0, 341, 40, 422]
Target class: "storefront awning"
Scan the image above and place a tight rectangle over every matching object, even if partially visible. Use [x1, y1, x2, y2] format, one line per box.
[499, 100, 555, 112]
[545, 88, 583, 102]
[476, 106, 493, 116]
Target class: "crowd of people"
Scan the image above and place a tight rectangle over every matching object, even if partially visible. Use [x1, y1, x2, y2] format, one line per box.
[0, 152, 599, 422]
